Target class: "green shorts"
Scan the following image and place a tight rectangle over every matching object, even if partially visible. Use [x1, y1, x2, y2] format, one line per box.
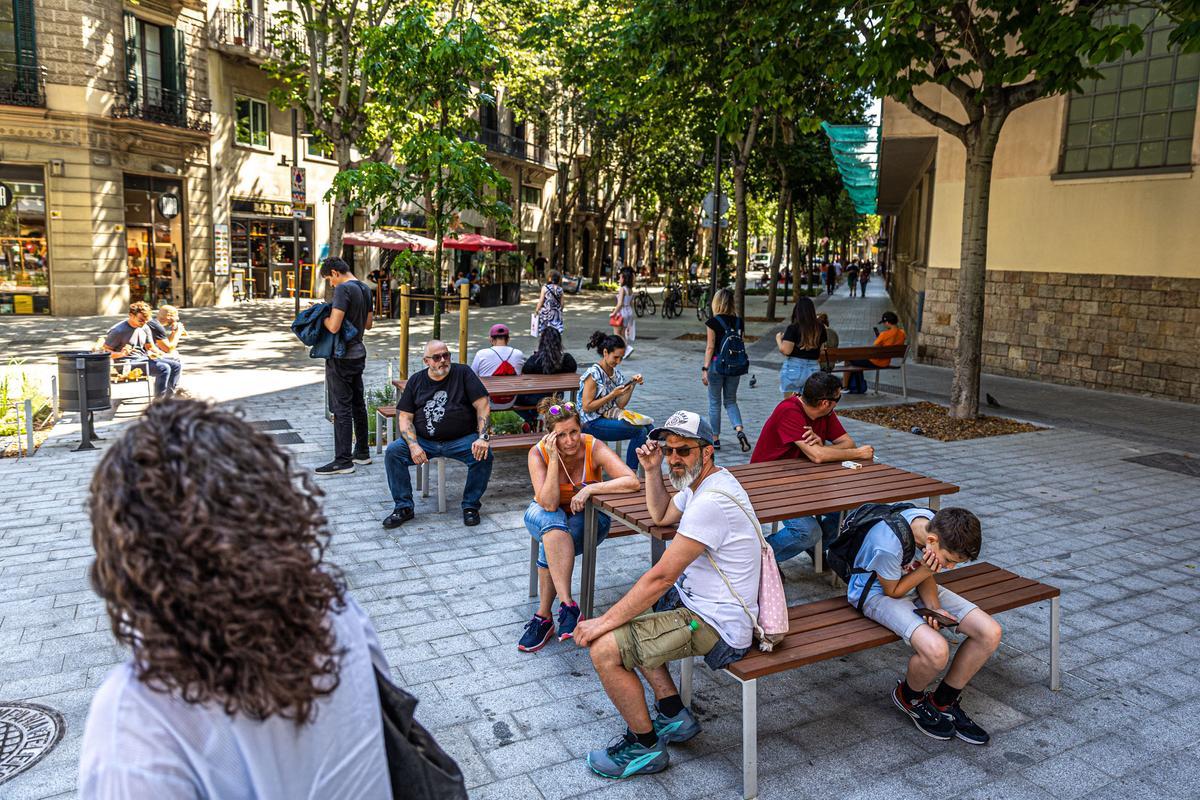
[612, 606, 721, 671]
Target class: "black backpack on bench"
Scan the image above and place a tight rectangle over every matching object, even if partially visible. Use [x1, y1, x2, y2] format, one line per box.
[826, 502, 918, 611]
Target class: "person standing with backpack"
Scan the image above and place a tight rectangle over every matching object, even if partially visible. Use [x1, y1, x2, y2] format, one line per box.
[702, 288, 751, 452]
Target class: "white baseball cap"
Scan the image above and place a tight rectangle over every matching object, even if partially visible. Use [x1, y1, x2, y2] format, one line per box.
[649, 410, 715, 446]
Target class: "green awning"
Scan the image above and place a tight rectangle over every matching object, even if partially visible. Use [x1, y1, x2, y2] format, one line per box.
[821, 122, 880, 215]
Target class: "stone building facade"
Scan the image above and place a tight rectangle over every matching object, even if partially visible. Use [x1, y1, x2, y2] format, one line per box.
[877, 13, 1200, 404]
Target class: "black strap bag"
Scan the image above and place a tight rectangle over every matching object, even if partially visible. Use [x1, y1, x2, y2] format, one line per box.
[375, 667, 468, 800]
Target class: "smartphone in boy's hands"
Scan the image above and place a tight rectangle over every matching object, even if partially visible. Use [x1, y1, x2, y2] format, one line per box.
[914, 607, 958, 628]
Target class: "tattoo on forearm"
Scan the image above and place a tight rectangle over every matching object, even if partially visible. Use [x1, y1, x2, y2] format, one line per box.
[477, 414, 489, 435]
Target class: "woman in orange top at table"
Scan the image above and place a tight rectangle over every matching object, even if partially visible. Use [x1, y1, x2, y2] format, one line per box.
[518, 396, 639, 653]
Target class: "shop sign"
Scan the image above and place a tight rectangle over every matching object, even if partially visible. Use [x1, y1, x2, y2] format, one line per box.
[213, 223, 230, 277]
[157, 193, 181, 219]
[232, 198, 298, 217]
[0, 183, 12, 209]
[291, 166, 306, 209]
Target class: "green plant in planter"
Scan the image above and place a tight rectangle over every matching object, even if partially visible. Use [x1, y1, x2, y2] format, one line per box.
[365, 383, 397, 436]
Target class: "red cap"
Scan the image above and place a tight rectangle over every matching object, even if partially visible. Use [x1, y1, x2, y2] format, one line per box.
[489, 324, 510, 337]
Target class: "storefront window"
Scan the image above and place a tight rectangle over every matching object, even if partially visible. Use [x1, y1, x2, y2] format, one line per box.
[124, 174, 185, 306]
[229, 198, 315, 299]
[0, 164, 49, 315]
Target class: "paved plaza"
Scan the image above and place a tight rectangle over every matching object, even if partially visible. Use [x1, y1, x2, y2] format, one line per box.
[1, 282, 1199, 799]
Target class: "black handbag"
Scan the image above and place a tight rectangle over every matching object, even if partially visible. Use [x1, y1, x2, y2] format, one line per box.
[375, 667, 468, 800]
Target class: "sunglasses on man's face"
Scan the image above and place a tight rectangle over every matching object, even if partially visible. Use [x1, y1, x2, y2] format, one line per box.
[663, 444, 699, 458]
[425, 352, 452, 363]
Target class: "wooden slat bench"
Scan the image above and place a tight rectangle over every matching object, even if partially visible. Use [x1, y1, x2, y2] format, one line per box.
[821, 344, 909, 398]
[677, 562, 1061, 799]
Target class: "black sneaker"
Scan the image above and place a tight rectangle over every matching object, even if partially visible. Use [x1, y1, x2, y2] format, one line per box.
[352, 452, 372, 465]
[315, 460, 355, 476]
[891, 682, 954, 740]
[933, 698, 990, 745]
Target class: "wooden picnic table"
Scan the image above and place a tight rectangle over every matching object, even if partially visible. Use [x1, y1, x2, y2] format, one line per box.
[579, 458, 959, 618]
[391, 372, 580, 401]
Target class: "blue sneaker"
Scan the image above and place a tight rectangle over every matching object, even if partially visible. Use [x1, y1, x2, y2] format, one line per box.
[557, 602, 581, 641]
[586, 732, 669, 779]
[517, 615, 554, 652]
[653, 705, 701, 744]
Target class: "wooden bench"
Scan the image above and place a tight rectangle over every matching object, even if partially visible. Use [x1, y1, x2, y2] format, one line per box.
[677, 562, 1061, 799]
[821, 344, 908, 398]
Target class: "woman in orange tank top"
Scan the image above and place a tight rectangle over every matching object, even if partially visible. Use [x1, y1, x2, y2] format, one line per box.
[519, 396, 640, 652]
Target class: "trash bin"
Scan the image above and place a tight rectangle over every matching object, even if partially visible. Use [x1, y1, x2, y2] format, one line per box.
[56, 352, 111, 413]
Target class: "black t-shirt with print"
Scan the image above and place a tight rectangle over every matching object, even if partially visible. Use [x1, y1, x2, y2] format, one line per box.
[397, 363, 488, 441]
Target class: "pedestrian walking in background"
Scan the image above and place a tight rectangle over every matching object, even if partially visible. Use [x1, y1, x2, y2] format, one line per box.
[611, 270, 636, 355]
[777, 296, 826, 396]
[80, 399, 397, 799]
[845, 260, 860, 297]
[702, 288, 752, 452]
[579, 331, 648, 473]
[858, 262, 871, 297]
[315, 258, 373, 476]
[534, 270, 565, 334]
[824, 261, 837, 295]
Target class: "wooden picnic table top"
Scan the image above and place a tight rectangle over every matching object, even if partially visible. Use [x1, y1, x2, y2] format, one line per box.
[588, 458, 959, 536]
[392, 372, 580, 396]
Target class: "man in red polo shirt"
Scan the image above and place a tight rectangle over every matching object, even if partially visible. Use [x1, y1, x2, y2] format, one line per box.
[751, 371, 875, 564]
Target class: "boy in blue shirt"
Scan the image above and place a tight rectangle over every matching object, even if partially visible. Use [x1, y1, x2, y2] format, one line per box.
[848, 507, 1001, 744]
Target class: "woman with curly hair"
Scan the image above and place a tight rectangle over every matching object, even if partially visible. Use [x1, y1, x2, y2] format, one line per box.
[79, 398, 393, 799]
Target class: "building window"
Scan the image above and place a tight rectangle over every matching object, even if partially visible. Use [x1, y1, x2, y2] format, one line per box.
[1061, 11, 1199, 174]
[0, 163, 50, 314]
[307, 135, 334, 160]
[235, 95, 269, 148]
[521, 185, 541, 205]
[0, 0, 42, 107]
[123, 13, 188, 126]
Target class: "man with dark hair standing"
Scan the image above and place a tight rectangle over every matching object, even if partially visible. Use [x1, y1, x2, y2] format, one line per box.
[315, 257, 373, 476]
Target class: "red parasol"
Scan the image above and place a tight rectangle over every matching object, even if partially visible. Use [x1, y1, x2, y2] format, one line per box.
[442, 233, 517, 252]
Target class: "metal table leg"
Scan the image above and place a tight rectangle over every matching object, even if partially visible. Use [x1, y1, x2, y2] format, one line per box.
[650, 537, 665, 565]
[680, 656, 694, 706]
[529, 538, 539, 598]
[741, 677, 758, 800]
[581, 503, 598, 619]
[1050, 595, 1061, 691]
[928, 495, 941, 511]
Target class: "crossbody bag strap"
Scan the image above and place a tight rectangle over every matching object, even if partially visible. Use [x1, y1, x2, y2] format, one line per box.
[697, 487, 766, 637]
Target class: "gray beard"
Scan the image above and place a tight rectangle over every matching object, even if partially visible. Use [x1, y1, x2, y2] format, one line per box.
[668, 460, 704, 492]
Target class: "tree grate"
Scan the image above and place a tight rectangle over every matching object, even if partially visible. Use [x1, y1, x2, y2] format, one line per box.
[268, 432, 305, 445]
[1123, 452, 1200, 478]
[250, 419, 294, 431]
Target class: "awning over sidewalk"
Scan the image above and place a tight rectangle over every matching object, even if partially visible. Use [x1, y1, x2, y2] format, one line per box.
[876, 136, 937, 215]
[442, 233, 517, 252]
[821, 122, 880, 215]
[342, 229, 436, 251]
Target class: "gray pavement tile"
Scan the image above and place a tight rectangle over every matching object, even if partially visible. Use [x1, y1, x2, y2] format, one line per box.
[468, 774, 543, 800]
[1022, 752, 1120, 799]
[479, 731, 573, 780]
[956, 774, 1059, 800]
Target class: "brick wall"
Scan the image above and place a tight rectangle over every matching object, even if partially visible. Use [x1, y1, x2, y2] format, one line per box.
[918, 268, 1200, 404]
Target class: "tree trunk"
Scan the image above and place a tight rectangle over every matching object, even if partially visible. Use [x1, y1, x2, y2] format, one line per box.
[766, 179, 787, 321]
[592, 214, 608, 283]
[788, 195, 800, 304]
[949, 120, 1003, 419]
[733, 161, 748, 317]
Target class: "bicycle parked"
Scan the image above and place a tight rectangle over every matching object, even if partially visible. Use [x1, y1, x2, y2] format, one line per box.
[633, 285, 657, 317]
[662, 282, 684, 318]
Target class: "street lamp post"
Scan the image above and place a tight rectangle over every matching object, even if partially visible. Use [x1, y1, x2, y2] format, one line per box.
[292, 108, 301, 317]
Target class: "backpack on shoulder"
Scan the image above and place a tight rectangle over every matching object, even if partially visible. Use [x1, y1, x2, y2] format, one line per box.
[487, 348, 518, 405]
[825, 502, 918, 611]
[711, 316, 750, 377]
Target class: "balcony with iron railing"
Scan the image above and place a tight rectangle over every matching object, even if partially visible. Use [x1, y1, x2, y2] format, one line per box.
[0, 64, 46, 108]
[475, 127, 553, 167]
[110, 82, 212, 134]
[211, 7, 294, 62]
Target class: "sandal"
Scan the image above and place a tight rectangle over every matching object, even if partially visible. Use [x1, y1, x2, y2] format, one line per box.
[737, 431, 751, 452]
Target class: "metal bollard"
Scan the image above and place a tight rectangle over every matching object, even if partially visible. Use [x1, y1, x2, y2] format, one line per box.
[24, 399, 33, 455]
[51, 374, 59, 419]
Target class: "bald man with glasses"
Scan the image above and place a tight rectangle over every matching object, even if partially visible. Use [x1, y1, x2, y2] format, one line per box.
[383, 340, 493, 528]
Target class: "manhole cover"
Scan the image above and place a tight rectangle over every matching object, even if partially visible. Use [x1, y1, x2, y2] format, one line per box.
[1124, 452, 1200, 478]
[268, 431, 304, 445]
[0, 702, 65, 785]
[250, 419, 294, 431]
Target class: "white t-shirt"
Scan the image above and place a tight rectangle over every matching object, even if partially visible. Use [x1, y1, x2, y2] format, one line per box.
[471, 345, 527, 410]
[846, 508, 935, 607]
[78, 595, 392, 800]
[671, 469, 762, 649]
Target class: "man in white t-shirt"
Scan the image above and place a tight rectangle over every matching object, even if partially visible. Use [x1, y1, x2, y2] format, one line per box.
[573, 410, 761, 780]
[469, 323, 526, 410]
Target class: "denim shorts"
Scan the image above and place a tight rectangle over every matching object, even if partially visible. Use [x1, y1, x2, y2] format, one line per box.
[523, 501, 611, 569]
[780, 357, 820, 394]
